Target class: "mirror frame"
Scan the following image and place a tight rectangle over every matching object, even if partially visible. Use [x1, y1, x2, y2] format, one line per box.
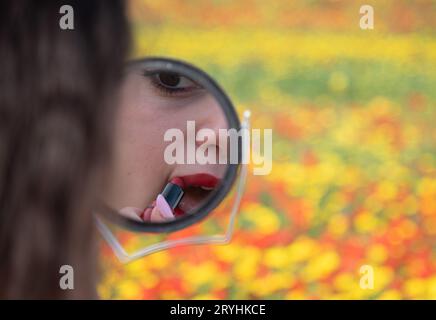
[96, 57, 241, 233]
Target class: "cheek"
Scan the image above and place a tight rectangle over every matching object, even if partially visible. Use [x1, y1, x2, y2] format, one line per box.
[110, 101, 172, 192]
[108, 124, 171, 207]
[119, 121, 169, 175]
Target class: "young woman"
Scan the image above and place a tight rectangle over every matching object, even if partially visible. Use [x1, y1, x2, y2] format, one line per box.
[0, 1, 130, 299]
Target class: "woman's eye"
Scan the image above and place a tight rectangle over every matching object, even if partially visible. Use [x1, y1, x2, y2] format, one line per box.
[145, 71, 202, 97]
[155, 72, 194, 89]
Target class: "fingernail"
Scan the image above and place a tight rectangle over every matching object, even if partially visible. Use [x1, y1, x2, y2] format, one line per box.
[150, 206, 165, 222]
[142, 207, 153, 221]
[156, 194, 174, 219]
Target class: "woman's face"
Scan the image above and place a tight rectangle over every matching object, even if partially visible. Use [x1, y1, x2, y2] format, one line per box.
[105, 68, 229, 222]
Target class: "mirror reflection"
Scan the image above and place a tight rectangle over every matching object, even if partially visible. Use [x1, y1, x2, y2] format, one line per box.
[103, 61, 232, 224]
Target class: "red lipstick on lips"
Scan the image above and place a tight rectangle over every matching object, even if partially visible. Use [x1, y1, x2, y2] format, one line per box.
[172, 173, 220, 215]
[178, 173, 219, 189]
[142, 174, 220, 220]
[172, 174, 220, 216]
[170, 177, 185, 188]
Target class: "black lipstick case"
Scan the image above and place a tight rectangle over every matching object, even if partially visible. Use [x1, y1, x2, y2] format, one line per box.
[161, 182, 184, 209]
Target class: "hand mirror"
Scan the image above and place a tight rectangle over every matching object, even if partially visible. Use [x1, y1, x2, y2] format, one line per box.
[95, 57, 249, 261]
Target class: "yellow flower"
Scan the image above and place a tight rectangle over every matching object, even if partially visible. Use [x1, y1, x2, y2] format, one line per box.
[249, 272, 295, 296]
[147, 251, 170, 269]
[213, 243, 241, 263]
[181, 261, 223, 290]
[333, 272, 357, 292]
[241, 204, 280, 235]
[417, 178, 436, 198]
[379, 289, 402, 300]
[403, 195, 418, 216]
[354, 211, 380, 234]
[137, 272, 159, 289]
[367, 244, 388, 264]
[194, 293, 219, 300]
[372, 266, 394, 292]
[285, 289, 306, 300]
[377, 181, 397, 201]
[264, 246, 291, 269]
[300, 250, 340, 282]
[125, 259, 148, 275]
[234, 246, 262, 282]
[161, 291, 183, 299]
[327, 214, 349, 238]
[404, 278, 427, 299]
[116, 280, 142, 300]
[286, 236, 320, 264]
[427, 276, 436, 299]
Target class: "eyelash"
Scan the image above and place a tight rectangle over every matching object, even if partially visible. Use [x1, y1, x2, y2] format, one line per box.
[144, 72, 200, 97]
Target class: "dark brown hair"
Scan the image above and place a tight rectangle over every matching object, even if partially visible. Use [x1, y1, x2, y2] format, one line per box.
[0, 1, 129, 298]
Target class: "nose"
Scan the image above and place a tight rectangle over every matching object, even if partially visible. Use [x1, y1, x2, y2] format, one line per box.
[196, 94, 228, 134]
[194, 95, 229, 159]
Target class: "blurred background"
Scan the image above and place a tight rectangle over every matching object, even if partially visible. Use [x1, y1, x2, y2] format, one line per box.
[99, 0, 436, 299]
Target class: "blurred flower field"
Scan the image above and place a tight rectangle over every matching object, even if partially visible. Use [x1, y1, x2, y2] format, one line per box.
[99, 0, 436, 299]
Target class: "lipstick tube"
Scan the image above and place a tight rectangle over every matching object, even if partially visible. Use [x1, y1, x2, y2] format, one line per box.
[160, 182, 184, 209]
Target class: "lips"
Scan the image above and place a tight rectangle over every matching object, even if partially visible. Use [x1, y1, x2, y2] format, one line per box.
[174, 173, 219, 214]
[135, 173, 219, 222]
[178, 174, 219, 189]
